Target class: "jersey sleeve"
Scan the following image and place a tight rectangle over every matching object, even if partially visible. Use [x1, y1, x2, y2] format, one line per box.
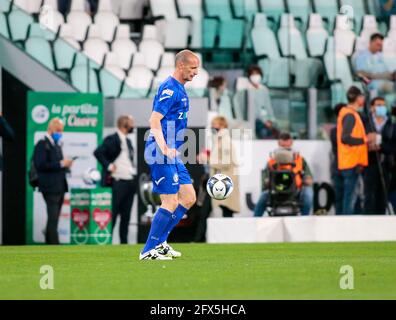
[153, 86, 177, 116]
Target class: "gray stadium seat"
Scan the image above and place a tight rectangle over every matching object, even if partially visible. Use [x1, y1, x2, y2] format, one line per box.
[258, 0, 285, 27]
[94, 0, 120, 42]
[139, 25, 164, 71]
[8, 8, 34, 42]
[334, 15, 356, 56]
[39, 1, 65, 37]
[121, 52, 153, 98]
[307, 14, 328, 57]
[83, 24, 110, 67]
[176, 0, 203, 48]
[67, 3, 92, 41]
[111, 24, 137, 70]
[13, 0, 42, 14]
[286, 0, 312, 30]
[118, 0, 146, 20]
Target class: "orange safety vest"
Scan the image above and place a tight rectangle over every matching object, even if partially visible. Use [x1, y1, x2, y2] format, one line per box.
[268, 154, 304, 189]
[337, 107, 368, 170]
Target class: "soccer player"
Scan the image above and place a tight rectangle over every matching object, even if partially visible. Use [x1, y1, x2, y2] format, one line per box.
[140, 50, 199, 260]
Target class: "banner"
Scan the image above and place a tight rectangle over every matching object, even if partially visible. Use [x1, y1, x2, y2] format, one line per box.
[26, 92, 103, 244]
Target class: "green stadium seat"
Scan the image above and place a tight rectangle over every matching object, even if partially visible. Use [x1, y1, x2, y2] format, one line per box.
[204, 0, 245, 49]
[53, 37, 79, 70]
[25, 37, 55, 70]
[99, 53, 125, 98]
[286, 0, 312, 31]
[312, 0, 338, 32]
[0, 12, 9, 38]
[258, 0, 285, 26]
[216, 91, 235, 120]
[28, 23, 58, 41]
[176, 0, 203, 48]
[0, 0, 11, 13]
[71, 63, 100, 93]
[231, 0, 259, 49]
[8, 8, 34, 41]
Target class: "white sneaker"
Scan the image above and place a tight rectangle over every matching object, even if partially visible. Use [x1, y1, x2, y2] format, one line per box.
[139, 249, 172, 261]
[156, 242, 182, 258]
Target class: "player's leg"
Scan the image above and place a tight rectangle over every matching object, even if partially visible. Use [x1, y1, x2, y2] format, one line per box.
[140, 164, 179, 260]
[156, 162, 196, 257]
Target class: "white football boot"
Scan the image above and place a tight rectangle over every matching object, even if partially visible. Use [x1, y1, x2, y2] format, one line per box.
[156, 241, 182, 258]
[139, 249, 172, 260]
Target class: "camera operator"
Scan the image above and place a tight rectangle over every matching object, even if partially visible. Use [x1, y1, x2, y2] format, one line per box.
[254, 132, 314, 217]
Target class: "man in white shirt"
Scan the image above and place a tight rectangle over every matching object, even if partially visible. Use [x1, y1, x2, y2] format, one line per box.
[94, 115, 137, 244]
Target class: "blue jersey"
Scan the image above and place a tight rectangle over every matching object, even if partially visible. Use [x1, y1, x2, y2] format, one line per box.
[145, 76, 189, 163]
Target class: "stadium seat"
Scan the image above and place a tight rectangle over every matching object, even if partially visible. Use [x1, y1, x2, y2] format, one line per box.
[204, 0, 245, 49]
[360, 15, 379, 39]
[99, 52, 125, 97]
[53, 32, 80, 70]
[388, 16, 396, 39]
[0, 0, 11, 13]
[214, 90, 234, 120]
[118, 0, 146, 20]
[67, 2, 92, 41]
[339, 0, 366, 34]
[278, 14, 322, 88]
[28, 22, 57, 41]
[306, 14, 328, 57]
[0, 12, 9, 38]
[70, 52, 100, 93]
[286, 0, 312, 30]
[120, 52, 153, 98]
[176, 0, 203, 48]
[150, 0, 190, 49]
[39, 0, 65, 37]
[251, 13, 290, 88]
[8, 8, 34, 42]
[13, 0, 42, 14]
[83, 24, 109, 66]
[70, 0, 85, 11]
[185, 66, 209, 97]
[383, 37, 396, 71]
[334, 15, 356, 56]
[233, 90, 247, 121]
[25, 37, 55, 70]
[312, 0, 338, 31]
[111, 24, 137, 70]
[139, 25, 164, 71]
[258, 0, 285, 27]
[94, 0, 120, 42]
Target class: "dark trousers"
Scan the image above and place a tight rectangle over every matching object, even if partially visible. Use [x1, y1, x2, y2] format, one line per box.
[363, 165, 389, 214]
[340, 168, 360, 215]
[42, 192, 65, 244]
[194, 194, 212, 242]
[332, 170, 344, 215]
[112, 178, 137, 244]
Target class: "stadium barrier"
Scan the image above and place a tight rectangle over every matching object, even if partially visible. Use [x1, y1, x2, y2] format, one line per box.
[207, 216, 396, 243]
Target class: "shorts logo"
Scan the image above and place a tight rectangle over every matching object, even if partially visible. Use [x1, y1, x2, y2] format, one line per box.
[154, 177, 165, 185]
[173, 173, 179, 183]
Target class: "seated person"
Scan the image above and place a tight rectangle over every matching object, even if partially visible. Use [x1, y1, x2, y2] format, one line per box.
[254, 132, 314, 216]
[255, 119, 280, 140]
[354, 33, 396, 95]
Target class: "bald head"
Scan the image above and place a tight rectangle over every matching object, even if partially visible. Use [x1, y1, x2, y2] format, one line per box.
[47, 118, 64, 134]
[173, 50, 199, 84]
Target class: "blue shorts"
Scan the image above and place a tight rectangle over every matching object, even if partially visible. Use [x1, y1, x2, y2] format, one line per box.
[150, 159, 192, 194]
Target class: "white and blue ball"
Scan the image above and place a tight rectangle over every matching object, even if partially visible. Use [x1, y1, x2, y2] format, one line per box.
[206, 174, 234, 200]
[83, 168, 101, 185]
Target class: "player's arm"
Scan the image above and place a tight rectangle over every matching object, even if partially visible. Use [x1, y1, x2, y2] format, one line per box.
[149, 111, 178, 158]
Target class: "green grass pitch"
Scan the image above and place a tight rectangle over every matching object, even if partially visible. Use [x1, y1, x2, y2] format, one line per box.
[0, 242, 395, 299]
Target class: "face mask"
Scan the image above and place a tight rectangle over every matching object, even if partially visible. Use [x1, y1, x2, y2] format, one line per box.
[375, 106, 388, 118]
[249, 74, 262, 85]
[51, 132, 62, 144]
[127, 127, 134, 134]
[211, 127, 220, 134]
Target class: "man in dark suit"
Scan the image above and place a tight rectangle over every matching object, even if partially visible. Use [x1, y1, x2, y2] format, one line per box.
[0, 112, 15, 171]
[94, 115, 137, 244]
[33, 118, 74, 244]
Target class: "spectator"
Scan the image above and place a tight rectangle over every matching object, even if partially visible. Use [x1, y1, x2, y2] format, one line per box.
[208, 76, 228, 111]
[354, 33, 396, 95]
[0, 112, 15, 172]
[255, 119, 280, 140]
[330, 103, 347, 215]
[254, 132, 314, 216]
[362, 97, 396, 214]
[33, 118, 73, 244]
[94, 115, 137, 244]
[336, 86, 374, 215]
[379, 0, 396, 22]
[209, 116, 240, 217]
[57, 0, 71, 15]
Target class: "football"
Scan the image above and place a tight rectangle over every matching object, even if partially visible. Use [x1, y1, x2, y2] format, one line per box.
[206, 173, 234, 200]
[82, 168, 101, 185]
